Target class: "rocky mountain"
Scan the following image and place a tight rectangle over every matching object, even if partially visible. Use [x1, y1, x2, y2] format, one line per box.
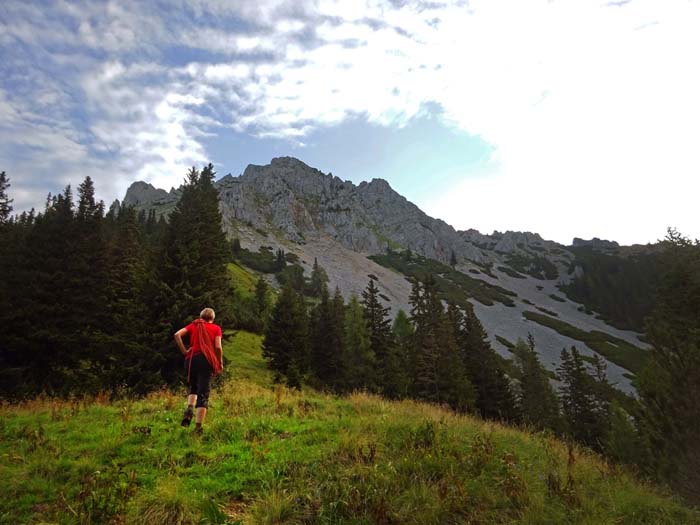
[121, 157, 650, 393]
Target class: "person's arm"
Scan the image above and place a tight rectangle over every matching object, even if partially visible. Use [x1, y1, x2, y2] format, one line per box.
[174, 327, 189, 356]
[215, 335, 223, 369]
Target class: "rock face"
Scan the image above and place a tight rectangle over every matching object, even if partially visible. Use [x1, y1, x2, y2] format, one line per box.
[213, 157, 489, 263]
[122, 181, 172, 207]
[571, 237, 620, 251]
[122, 181, 179, 217]
[121, 156, 648, 393]
[122, 157, 574, 269]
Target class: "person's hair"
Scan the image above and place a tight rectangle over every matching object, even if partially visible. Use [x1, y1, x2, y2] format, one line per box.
[200, 307, 215, 321]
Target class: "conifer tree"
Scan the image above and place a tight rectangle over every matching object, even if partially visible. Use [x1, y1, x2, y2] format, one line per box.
[231, 237, 242, 257]
[460, 303, 519, 421]
[515, 336, 561, 432]
[275, 248, 286, 272]
[410, 276, 474, 410]
[308, 257, 329, 297]
[278, 264, 305, 294]
[409, 279, 436, 400]
[435, 307, 475, 411]
[343, 295, 375, 392]
[0, 173, 21, 395]
[389, 310, 413, 399]
[156, 164, 232, 380]
[310, 284, 344, 390]
[16, 186, 86, 393]
[254, 275, 270, 324]
[331, 287, 347, 385]
[637, 229, 700, 501]
[604, 400, 642, 466]
[263, 285, 308, 388]
[361, 280, 392, 360]
[73, 177, 109, 343]
[103, 206, 157, 391]
[558, 346, 608, 450]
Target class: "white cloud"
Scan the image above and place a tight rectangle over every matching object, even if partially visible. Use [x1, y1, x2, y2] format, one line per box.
[210, 0, 699, 244]
[2, 0, 698, 243]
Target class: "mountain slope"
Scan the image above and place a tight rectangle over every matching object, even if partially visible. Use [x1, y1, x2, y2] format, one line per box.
[121, 157, 650, 392]
[2, 328, 696, 524]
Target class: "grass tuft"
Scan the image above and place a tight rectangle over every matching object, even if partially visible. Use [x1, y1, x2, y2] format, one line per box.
[130, 477, 199, 525]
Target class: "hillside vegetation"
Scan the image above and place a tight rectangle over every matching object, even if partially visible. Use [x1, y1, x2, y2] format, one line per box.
[369, 250, 517, 307]
[2, 331, 696, 525]
[560, 247, 662, 332]
[521, 311, 649, 376]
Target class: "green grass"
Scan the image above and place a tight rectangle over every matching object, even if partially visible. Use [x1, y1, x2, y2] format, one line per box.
[497, 265, 527, 279]
[495, 334, 516, 350]
[2, 333, 693, 524]
[522, 311, 650, 375]
[369, 251, 517, 307]
[505, 254, 559, 280]
[228, 263, 259, 300]
[536, 306, 559, 317]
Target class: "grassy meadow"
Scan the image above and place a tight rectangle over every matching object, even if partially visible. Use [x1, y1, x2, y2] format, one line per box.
[1, 330, 696, 524]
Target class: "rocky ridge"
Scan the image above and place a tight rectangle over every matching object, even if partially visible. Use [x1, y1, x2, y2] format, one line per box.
[121, 157, 647, 392]
[123, 157, 574, 270]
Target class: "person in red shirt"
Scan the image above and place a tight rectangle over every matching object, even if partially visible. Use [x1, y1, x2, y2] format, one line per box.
[174, 307, 223, 434]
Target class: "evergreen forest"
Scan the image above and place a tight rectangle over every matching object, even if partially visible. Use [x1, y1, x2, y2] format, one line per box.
[1, 169, 699, 507]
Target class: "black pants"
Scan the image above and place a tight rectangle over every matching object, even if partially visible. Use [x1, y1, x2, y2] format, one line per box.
[186, 353, 213, 408]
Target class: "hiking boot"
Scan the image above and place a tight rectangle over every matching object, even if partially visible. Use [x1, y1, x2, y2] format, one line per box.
[193, 424, 203, 436]
[181, 407, 194, 427]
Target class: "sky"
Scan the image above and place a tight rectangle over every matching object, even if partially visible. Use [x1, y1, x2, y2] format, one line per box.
[1, 0, 698, 245]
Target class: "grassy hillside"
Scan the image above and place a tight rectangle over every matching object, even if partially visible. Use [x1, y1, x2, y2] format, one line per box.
[369, 251, 517, 307]
[228, 263, 260, 300]
[522, 311, 649, 376]
[1, 332, 696, 524]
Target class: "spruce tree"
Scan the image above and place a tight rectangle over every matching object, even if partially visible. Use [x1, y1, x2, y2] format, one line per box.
[436, 307, 475, 411]
[515, 336, 561, 432]
[262, 285, 308, 388]
[343, 295, 375, 392]
[156, 165, 232, 380]
[387, 309, 412, 399]
[18, 186, 86, 393]
[73, 177, 109, 351]
[637, 229, 700, 501]
[275, 248, 286, 272]
[604, 401, 642, 466]
[410, 276, 474, 410]
[0, 174, 21, 396]
[460, 303, 519, 421]
[309, 284, 344, 391]
[277, 264, 305, 294]
[361, 279, 392, 386]
[409, 279, 438, 401]
[231, 237, 242, 257]
[254, 275, 270, 325]
[558, 346, 607, 450]
[103, 206, 157, 392]
[330, 287, 347, 387]
[308, 258, 329, 297]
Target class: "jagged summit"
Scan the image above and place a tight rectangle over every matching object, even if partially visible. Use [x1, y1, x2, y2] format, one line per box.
[120, 157, 648, 394]
[571, 237, 621, 251]
[123, 181, 169, 205]
[122, 157, 571, 264]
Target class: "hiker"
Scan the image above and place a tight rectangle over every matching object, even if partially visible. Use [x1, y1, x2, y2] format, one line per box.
[174, 307, 223, 434]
